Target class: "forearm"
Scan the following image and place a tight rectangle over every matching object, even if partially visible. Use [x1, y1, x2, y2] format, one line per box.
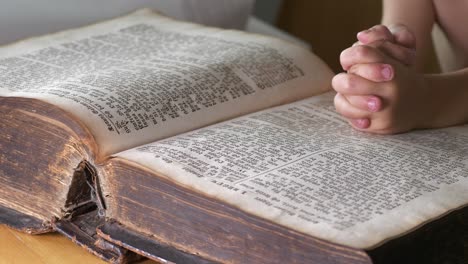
[382, 0, 435, 71]
[424, 68, 468, 127]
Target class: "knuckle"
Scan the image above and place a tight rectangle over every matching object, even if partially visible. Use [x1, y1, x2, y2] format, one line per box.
[333, 93, 340, 103]
[341, 109, 354, 119]
[372, 25, 386, 32]
[373, 25, 392, 36]
[339, 50, 346, 61]
[333, 73, 355, 92]
[342, 75, 354, 90]
[340, 48, 352, 60]
[354, 45, 370, 58]
[334, 95, 345, 113]
[334, 104, 344, 115]
[334, 96, 351, 117]
[340, 48, 352, 69]
[331, 74, 344, 90]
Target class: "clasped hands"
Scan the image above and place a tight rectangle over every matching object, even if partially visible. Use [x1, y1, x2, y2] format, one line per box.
[332, 25, 431, 134]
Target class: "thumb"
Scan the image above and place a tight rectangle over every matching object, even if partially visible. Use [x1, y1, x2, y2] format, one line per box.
[388, 24, 416, 49]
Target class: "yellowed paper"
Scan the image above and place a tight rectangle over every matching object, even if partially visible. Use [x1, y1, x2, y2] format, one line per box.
[0, 9, 332, 157]
[116, 92, 468, 248]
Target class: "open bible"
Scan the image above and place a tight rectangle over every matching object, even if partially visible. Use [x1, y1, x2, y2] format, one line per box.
[1, 9, 467, 264]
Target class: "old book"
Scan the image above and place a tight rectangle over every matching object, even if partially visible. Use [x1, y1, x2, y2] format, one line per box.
[1, 9, 467, 264]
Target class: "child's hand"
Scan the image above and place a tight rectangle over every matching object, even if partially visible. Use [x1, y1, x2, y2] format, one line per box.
[354, 24, 416, 60]
[332, 25, 429, 134]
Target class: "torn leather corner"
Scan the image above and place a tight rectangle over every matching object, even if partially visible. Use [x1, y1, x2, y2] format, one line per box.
[55, 210, 143, 264]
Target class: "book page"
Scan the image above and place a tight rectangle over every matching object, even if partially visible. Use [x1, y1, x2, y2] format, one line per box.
[0, 9, 332, 157]
[115, 92, 468, 249]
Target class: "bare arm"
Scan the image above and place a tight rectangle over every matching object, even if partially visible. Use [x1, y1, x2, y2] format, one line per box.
[382, 0, 468, 127]
[424, 68, 468, 128]
[382, 0, 436, 71]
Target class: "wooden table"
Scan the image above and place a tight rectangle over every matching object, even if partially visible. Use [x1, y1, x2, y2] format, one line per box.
[0, 225, 155, 264]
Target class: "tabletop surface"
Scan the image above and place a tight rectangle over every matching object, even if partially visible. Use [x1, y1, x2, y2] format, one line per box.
[0, 225, 155, 264]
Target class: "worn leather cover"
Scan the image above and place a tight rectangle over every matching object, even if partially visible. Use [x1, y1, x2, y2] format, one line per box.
[98, 221, 214, 264]
[55, 211, 143, 264]
[0, 205, 52, 234]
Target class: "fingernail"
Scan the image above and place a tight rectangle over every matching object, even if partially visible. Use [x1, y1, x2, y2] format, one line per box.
[388, 24, 404, 34]
[381, 65, 393, 80]
[352, 118, 370, 129]
[367, 98, 380, 112]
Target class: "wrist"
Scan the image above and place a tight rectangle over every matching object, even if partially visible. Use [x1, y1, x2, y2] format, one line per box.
[422, 70, 468, 128]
